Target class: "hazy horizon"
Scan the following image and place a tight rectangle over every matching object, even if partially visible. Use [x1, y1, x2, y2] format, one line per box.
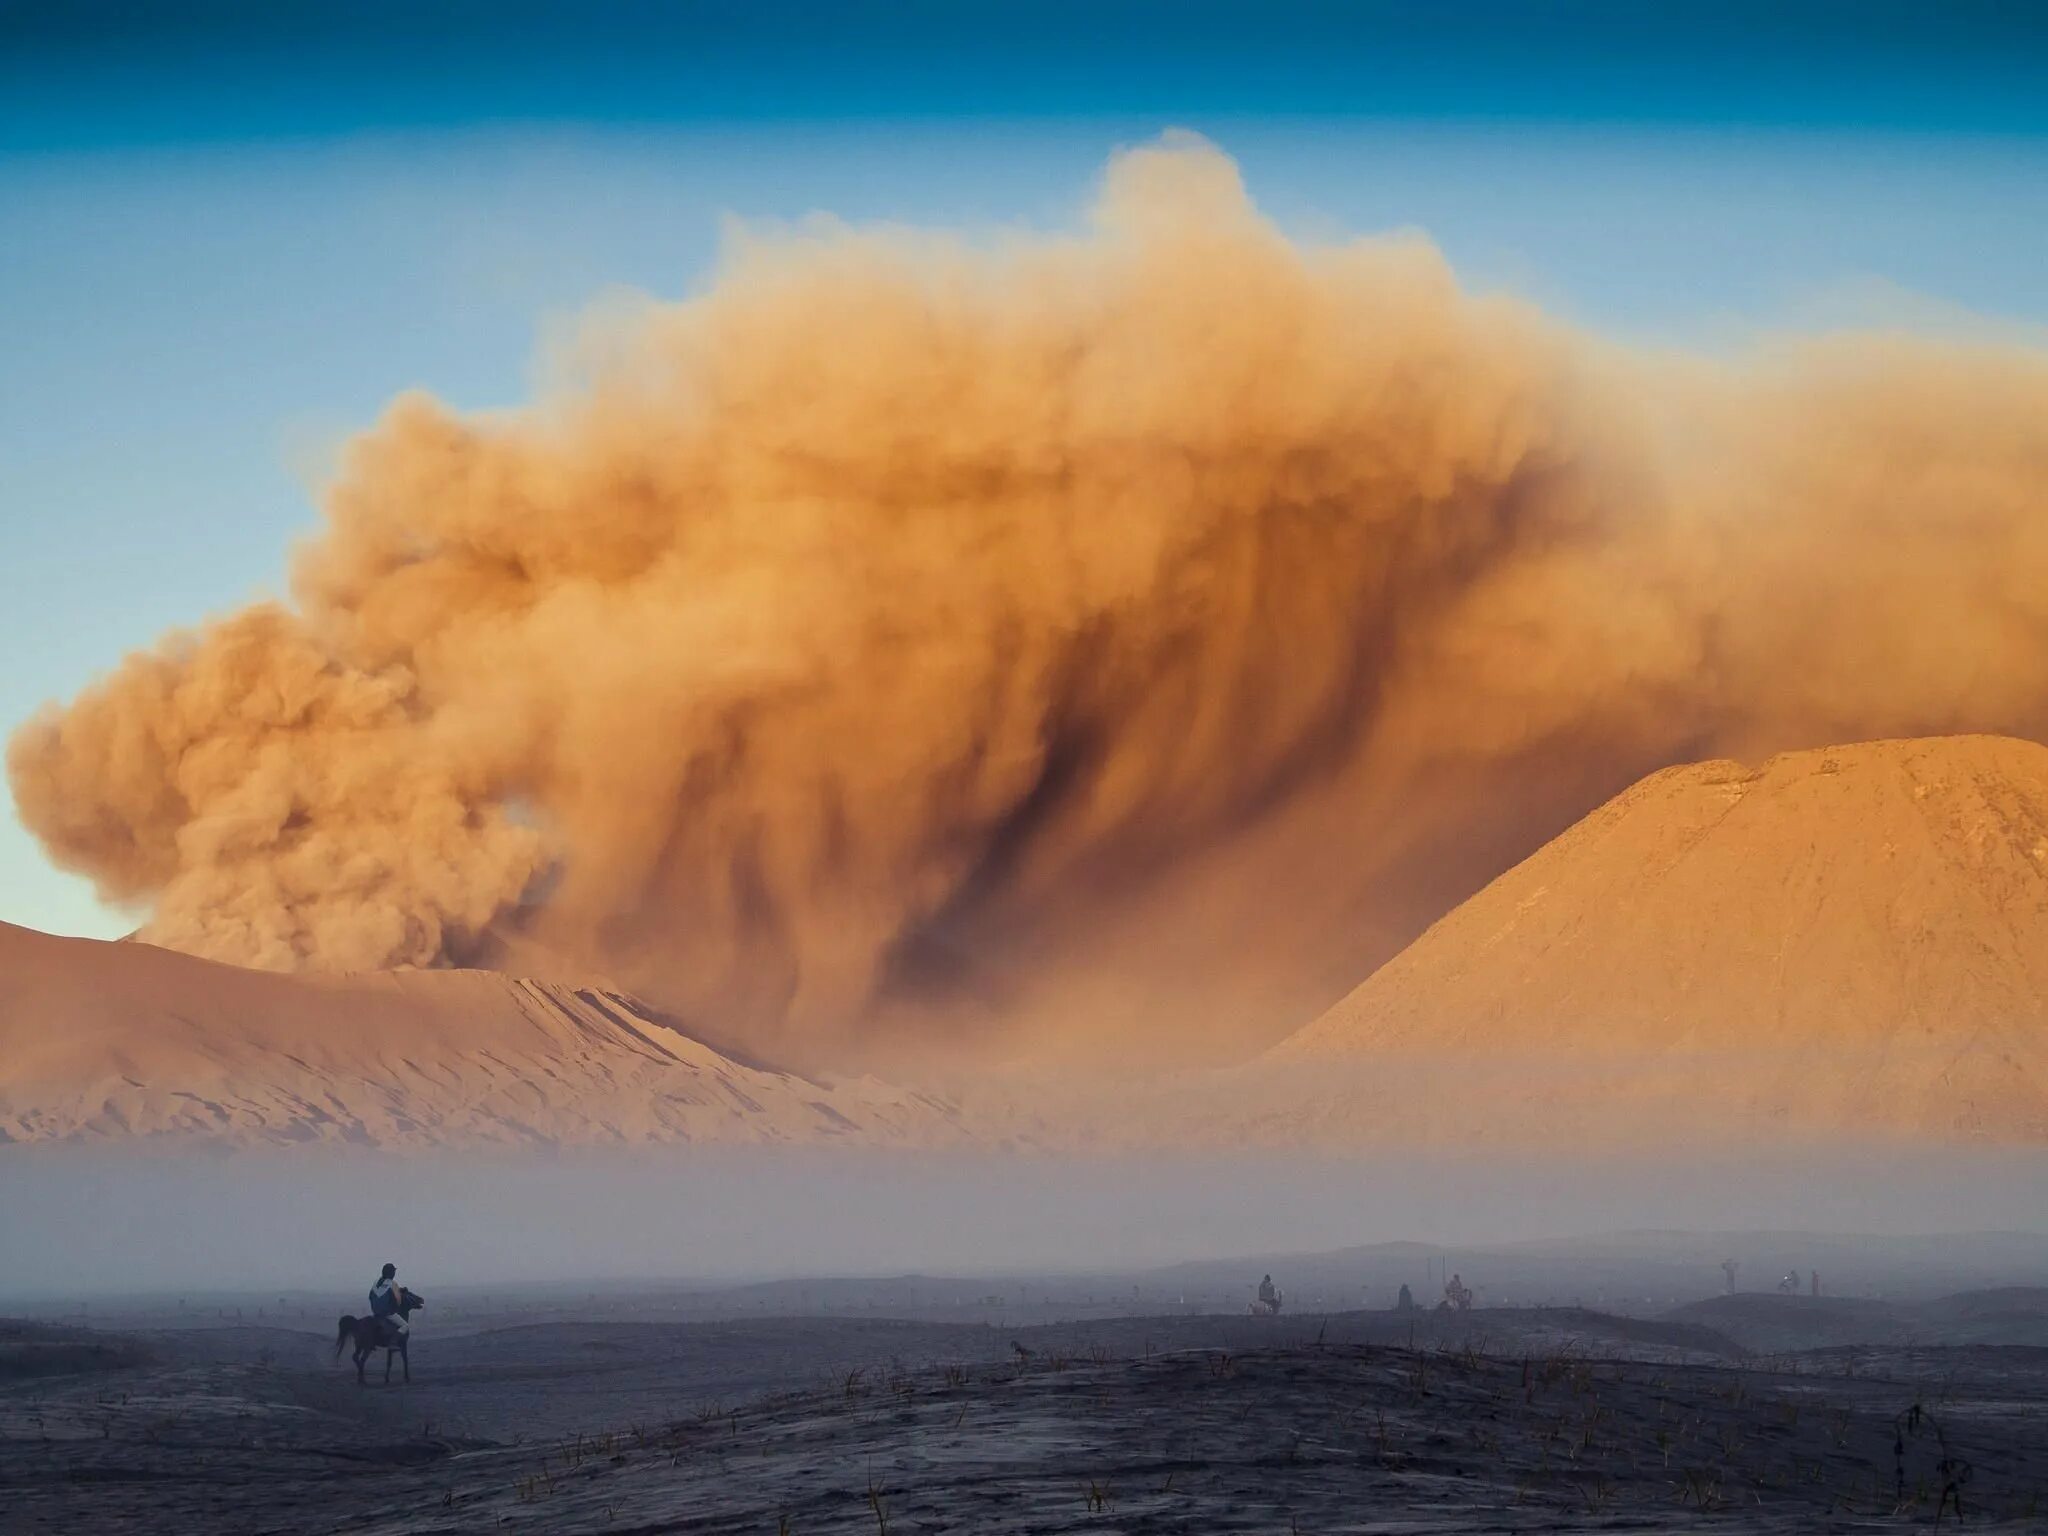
[8, 1143, 2046, 1300]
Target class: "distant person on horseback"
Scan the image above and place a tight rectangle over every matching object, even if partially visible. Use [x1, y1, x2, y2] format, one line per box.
[369, 1263, 407, 1342]
[337, 1265, 426, 1384]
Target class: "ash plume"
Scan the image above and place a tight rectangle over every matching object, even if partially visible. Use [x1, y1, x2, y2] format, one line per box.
[12, 136, 2048, 1070]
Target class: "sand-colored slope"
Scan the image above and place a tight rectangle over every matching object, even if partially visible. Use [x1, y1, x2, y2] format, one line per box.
[11, 734, 2046, 1152]
[0, 922, 964, 1148]
[1257, 735, 2048, 1142]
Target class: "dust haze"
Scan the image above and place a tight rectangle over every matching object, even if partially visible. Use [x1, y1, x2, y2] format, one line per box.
[12, 135, 2048, 1071]
[6, 1145, 2047, 1300]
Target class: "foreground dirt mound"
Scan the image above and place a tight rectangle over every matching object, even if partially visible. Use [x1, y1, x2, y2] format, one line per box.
[1258, 735, 2048, 1144]
[11, 1316, 2048, 1533]
[0, 922, 965, 1149]
[0, 1320, 152, 1381]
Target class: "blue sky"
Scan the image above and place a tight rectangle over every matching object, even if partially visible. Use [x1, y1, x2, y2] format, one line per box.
[3, 2, 2046, 939]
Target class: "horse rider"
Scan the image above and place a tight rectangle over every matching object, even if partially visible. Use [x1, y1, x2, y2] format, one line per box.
[369, 1262, 407, 1342]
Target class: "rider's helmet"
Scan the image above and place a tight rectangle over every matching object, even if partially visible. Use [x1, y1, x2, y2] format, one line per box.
[381, 1263, 397, 1279]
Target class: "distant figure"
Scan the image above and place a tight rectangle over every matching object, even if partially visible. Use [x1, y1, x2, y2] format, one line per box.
[369, 1263, 407, 1341]
[1721, 1258, 1740, 1295]
[1441, 1272, 1474, 1311]
[1811, 1270, 1821, 1298]
[1395, 1284, 1415, 1312]
[1250, 1274, 1283, 1316]
[335, 1271, 427, 1385]
[1778, 1269, 1801, 1294]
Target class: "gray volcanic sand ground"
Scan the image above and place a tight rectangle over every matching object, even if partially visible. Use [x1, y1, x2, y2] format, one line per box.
[8, 1307, 2048, 1533]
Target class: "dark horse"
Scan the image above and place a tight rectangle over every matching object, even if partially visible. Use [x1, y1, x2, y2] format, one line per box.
[334, 1288, 426, 1385]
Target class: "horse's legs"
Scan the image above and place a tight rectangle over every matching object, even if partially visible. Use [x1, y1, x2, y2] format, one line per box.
[354, 1338, 368, 1385]
[401, 1339, 411, 1384]
[384, 1347, 394, 1385]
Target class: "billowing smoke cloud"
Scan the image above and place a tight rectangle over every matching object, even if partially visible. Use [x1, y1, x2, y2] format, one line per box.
[12, 137, 2048, 1070]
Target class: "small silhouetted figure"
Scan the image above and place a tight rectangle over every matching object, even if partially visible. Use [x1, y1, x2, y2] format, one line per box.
[1778, 1269, 1801, 1294]
[1443, 1272, 1474, 1311]
[1395, 1284, 1415, 1311]
[1252, 1275, 1282, 1315]
[1721, 1258, 1740, 1295]
[1811, 1270, 1821, 1298]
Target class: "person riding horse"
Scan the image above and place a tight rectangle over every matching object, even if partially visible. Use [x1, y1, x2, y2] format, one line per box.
[337, 1265, 427, 1384]
[1250, 1274, 1283, 1315]
[369, 1262, 408, 1344]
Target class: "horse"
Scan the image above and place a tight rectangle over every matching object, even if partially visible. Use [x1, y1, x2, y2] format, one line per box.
[334, 1288, 426, 1385]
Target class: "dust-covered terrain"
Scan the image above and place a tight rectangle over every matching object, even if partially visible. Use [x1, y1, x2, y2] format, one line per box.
[0, 921, 965, 1150]
[10, 736, 2048, 1157]
[1667, 1290, 2048, 1353]
[9, 1288, 2048, 1533]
